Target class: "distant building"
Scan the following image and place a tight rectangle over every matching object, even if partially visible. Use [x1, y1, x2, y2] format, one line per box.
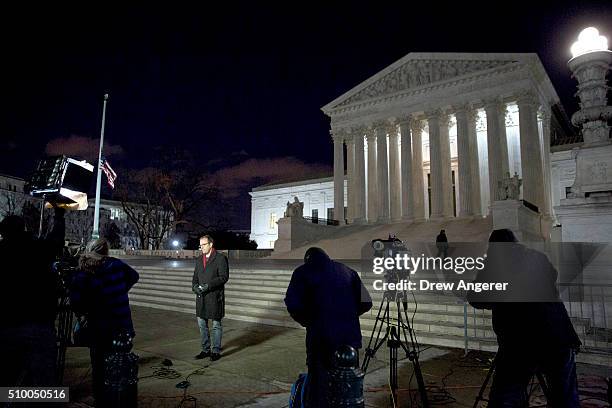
[249, 177, 347, 249]
[0, 173, 170, 249]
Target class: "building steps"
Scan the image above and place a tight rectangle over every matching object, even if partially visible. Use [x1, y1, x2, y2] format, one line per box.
[130, 266, 499, 352]
[129, 266, 610, 364]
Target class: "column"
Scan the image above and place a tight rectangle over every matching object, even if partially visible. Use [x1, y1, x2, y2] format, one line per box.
[538, 106, 553, 218]
[485, 98, 510, 202]
[454, 104, 474, 217]
[399, 116, 414, 220]
[517, 92, 545, 211]
[410, 117, 426, 220]
[439, 112, 454, 218]
[375, 121, 390, 222]
[467, 109, 483, 216]
[427, 110, 445, 219]
[352, 126, 367, 223]
[345, 133, 355, 223]
[366, 128, 378, 222]
[388, 121, 401, 220]
[332, 129, 345, 223]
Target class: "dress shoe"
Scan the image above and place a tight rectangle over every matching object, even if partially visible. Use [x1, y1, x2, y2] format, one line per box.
[195, 351, 211, 359]
[210, 353, 221, 361]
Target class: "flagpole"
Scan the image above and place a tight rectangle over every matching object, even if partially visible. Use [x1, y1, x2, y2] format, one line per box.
[92, 93, 109, 239]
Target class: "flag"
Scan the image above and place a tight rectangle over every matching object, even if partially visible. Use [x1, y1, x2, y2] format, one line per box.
[101, 159, 117, 189]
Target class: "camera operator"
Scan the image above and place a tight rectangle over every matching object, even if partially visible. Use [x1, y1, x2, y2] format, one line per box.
[0, 206, 65, 387]
[468, 229, 581, 407]
[69, 237, 139, 407]
[285, 247, 372, 408]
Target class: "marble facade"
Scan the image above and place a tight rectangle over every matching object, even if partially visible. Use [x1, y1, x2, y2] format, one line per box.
[321, 53, 569, 233]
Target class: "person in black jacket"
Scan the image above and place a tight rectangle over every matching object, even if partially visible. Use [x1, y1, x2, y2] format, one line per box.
[70, 237, 139, 406]
[0, 206, 65, 387]
[468, 229, 581, 407]
[285, 247, 372, 408]
[192, 234, 229, 361]
[436, 229, 449, 258]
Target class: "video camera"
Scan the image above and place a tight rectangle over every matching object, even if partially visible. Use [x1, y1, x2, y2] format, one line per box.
[53, 242, 86, 297]
[371, 235, 412, 286]
[371, 234, 409, 258]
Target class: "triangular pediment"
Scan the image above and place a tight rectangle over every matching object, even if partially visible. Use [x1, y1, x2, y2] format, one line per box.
[323, 53, 535, 112]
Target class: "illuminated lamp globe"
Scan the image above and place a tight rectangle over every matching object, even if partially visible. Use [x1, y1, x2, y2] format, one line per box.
[172, 240, 179, 247]
[571, 27, 609, 58]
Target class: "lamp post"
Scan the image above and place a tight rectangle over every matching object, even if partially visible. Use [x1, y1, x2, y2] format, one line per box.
[568, 27, 612, 146]
[566, 27, 612, 199]
[556, 27, 612, 242]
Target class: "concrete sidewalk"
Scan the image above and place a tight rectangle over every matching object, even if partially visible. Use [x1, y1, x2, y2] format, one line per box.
[63, 306, 610, 407]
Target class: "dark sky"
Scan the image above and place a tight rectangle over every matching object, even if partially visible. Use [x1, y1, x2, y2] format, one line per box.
[1, 2, 611, 228]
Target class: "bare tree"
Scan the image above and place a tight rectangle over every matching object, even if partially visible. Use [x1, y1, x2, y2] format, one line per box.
[113, 147, 221, 249]
[0, 189, 25, 217]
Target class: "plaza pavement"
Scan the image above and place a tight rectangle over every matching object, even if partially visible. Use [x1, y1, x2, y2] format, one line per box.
[64, 305, 610, 407]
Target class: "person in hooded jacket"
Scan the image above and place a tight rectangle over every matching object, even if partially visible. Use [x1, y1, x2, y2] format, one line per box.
[69, 237, 139, 406]
[285, 247, 372, 408]
[468, 229, 581, 407]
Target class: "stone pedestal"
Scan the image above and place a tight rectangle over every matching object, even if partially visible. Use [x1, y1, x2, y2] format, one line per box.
[490, 200, 544, 241]
[556, 196, 612, 242]
[274, 217, 339, 253]
[570, 144, 612, 198]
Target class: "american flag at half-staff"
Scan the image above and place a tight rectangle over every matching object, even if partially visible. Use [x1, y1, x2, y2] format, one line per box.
[101, 159, 117, 189]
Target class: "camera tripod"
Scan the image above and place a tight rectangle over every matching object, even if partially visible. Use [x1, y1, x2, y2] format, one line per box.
[361, 286, 429, 408]
[473, 353, 550, 407]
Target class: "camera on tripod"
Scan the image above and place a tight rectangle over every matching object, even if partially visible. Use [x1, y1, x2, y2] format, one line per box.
[364, 234, 430, 407]
[54, 243, 85, 296]
[371, 235, 412, 288]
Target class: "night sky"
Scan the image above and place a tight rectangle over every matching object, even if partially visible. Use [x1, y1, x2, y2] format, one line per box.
[1, 2, 610, 228]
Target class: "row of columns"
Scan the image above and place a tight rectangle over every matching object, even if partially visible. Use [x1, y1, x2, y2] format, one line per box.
[331, 92, 547, 224]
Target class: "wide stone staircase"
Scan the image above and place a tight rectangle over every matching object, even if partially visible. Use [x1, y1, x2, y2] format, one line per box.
[129, 264, 498, 352]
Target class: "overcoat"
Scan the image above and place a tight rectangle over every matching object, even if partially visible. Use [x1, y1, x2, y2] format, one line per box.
[192, 251, 229, 320]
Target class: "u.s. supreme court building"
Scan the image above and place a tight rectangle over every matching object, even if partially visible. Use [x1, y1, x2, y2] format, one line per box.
[250, 53, 579, 249]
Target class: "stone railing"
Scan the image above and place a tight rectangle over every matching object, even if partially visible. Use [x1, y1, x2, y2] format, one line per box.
[109, 249, 272, 259]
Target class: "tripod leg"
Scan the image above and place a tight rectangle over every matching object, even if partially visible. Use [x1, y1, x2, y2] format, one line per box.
[535, 372, 551, 403]
[411, 351, 430, 408]
[389, 328, 398, 407]
[396, 298, 430, 408]
[362, 297, 391, 373]
[473, 354, 496, 408]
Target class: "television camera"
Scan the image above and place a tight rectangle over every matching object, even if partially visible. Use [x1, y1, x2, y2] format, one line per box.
[364, 235, 429, 407]
[371, 235, 412, 294]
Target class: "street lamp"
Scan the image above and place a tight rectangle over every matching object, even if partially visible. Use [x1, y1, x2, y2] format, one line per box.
[568, 27, 612, 146]
[172, 240, 180, 248]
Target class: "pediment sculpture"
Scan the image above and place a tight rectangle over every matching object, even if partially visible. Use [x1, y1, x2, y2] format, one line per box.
[338, 59, 516, 107]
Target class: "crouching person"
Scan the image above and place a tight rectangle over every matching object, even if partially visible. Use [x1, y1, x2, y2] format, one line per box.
[284, 247, 372, 408]
[70, 238, 139, 407]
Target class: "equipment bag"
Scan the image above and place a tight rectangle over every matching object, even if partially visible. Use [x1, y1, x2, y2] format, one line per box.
[289, 373, 308, 408]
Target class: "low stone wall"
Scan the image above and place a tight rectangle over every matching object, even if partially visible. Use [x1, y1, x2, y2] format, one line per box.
[109, 248, 272, 259]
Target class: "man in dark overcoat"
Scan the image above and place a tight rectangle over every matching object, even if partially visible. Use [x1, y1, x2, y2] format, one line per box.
[285, 247, 372, 407]
[192, 234, 229, 361]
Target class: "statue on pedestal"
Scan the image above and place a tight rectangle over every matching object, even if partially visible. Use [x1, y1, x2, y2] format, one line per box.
[497, 172, 511, 200]
[284, 196, 304, 218]
[508, 172, 522, 200]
